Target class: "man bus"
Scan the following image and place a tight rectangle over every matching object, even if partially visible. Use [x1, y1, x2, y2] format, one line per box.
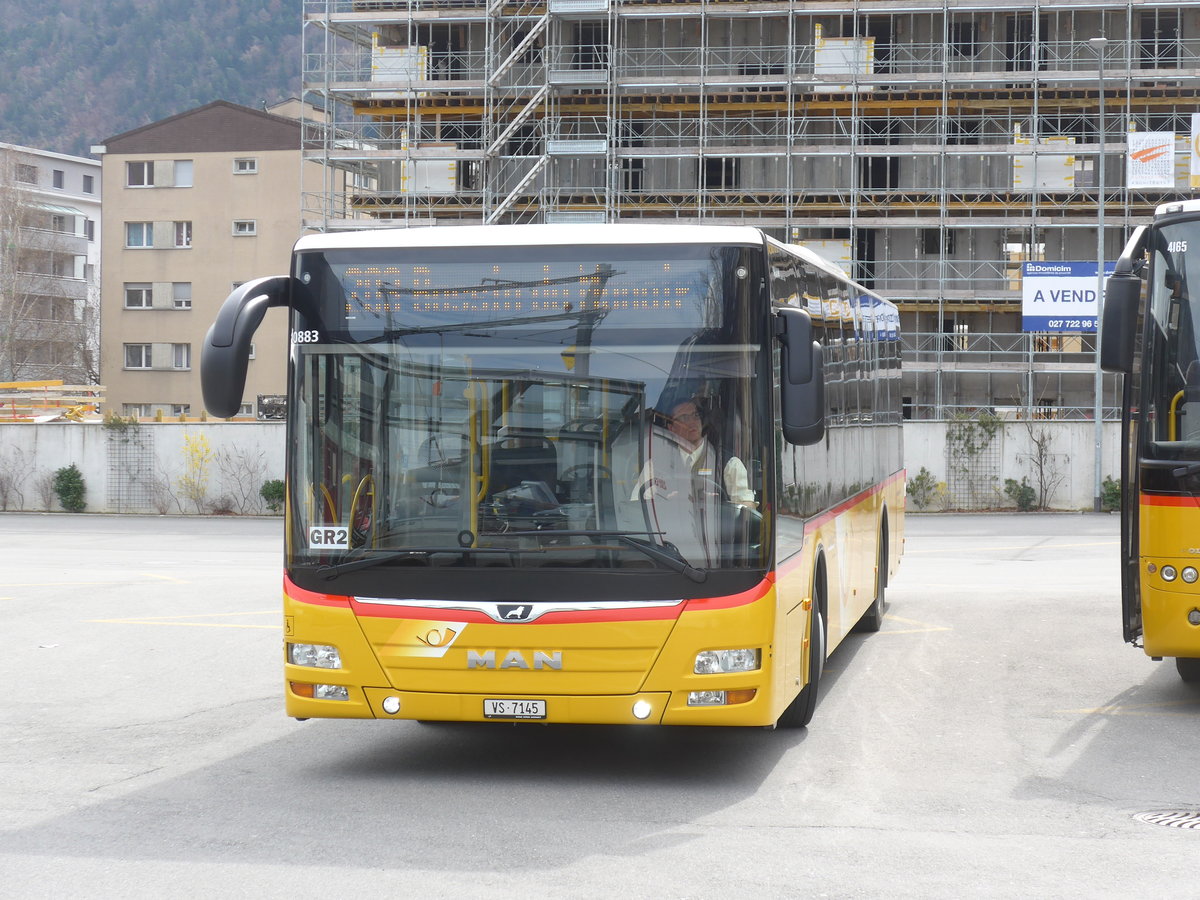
[202, 224, 904, 727]
[1101, 199, 1200, 682]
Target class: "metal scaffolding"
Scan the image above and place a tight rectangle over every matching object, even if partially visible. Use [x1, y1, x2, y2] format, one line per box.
[301, 0, 1200, 418]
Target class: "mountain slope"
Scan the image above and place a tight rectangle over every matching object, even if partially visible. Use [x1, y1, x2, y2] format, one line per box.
[0, 0, 300, 157]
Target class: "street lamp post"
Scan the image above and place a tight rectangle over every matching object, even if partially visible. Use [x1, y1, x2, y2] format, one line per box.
[1091, 36, 1108, 513]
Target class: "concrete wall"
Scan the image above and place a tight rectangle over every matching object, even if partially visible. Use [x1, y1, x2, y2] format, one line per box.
[0, 422, 286, 515]
[903, 420, 1121, 511]
[0, 420, 1121, 514]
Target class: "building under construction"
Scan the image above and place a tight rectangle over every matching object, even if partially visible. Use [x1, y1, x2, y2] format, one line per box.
[301, 1, 1200, 419]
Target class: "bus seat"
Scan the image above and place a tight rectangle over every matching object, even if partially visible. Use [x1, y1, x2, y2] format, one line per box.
[488, 436, 558, 498]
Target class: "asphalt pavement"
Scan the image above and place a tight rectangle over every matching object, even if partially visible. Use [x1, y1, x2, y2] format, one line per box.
[0, 511, 1196, 898]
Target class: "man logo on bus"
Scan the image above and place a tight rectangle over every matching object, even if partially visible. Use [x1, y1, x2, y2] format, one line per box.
[499, 604, 532, 620]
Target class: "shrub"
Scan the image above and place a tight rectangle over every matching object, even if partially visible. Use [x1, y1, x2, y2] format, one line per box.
[1101, 475, 1122, 512]
[1004, 476, 1036, 512]
[52, 464, 87, 512]
[260, 479, 286, 514]
[907, 466, 938, 510]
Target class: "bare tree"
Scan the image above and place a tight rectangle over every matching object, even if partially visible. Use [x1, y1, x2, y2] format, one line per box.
[0, 148, 96, 385]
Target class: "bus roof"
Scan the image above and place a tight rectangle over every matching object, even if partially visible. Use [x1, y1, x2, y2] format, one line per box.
[1155, 198, 1200, 217]
[294, 223, 769, 253]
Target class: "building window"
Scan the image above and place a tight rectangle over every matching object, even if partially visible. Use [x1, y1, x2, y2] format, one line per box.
[173, 283, 192, 309]
[171, 404, 191, 417]
[125, 222, 153, 248]
[15, 163, 36, 183]
[124, 283, 152, 308]
[126, 161, 154, 187]
[174, 221, 192, 248]
[701, 157, 739, 190]
[84, 219, 95, 241]
[172, 343, 191, 369]
[124, 344, 152, 369]
[950, 22, 979, 58]
[233, 220, 257, 236]
[51, 214, 71, 234]
[1140, 10, 1181, 68]
[174, 160, 194, 187]
[122, 403, 152, 418]
[82, 174, 95, 194]
[238, 402, 254, 417]
[52, 169, 64, 189]
[248, 342, 256, 360]
[233, 158, 258, 174]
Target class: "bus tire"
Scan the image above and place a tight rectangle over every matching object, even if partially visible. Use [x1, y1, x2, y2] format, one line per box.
[1176, 657, 1200, 683]
[778, 573, 826, 729]
[855, 520, 889, 633]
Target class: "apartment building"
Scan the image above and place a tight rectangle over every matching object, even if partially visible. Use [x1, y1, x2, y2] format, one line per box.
[301, 0, 1200, 419]
[96, 100, 318, 419]
[0, 142, 101, 385]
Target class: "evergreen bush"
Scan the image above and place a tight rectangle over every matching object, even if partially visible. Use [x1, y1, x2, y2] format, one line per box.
[260, 479, 285, 514]
[52, 464, 86, 512]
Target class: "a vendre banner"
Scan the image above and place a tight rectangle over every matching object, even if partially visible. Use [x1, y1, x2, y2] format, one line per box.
[1021, 261, 1114, 332]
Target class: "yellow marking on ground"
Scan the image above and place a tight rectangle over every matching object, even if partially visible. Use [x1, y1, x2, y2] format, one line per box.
[89, 610, 280, 630]
[1061, 698, 1200, 716]
[906, 539, 1118, 555]
[4, 580, 137, 587]
[881, 614, 952, 634]
[140, 572, 189, 584]
[3, 573, 192, 587]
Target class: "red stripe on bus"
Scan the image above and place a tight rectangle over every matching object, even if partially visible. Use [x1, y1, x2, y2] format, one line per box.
[802, 469, 905, 535]
[284, 574, 352, 608]
[1140, 493, 1200, 508]
[351, 603, 688, 625]
[350, 582, 775, 624]
[683, 575, 774, 612]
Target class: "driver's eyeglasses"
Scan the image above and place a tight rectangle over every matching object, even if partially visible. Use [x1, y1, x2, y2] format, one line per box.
[673, 412, 701, 423]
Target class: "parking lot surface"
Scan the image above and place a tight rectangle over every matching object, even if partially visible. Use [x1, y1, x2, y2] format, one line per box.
[0, 512, 1196, 897]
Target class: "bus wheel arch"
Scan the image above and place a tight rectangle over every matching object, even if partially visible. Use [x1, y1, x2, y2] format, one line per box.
[855, 510, 889, 633]
[777, 551, 827, 729]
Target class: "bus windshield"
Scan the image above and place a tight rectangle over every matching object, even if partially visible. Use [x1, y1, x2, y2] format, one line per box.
[286, 242, 771, 597]
[1145, 220, 1200, 465]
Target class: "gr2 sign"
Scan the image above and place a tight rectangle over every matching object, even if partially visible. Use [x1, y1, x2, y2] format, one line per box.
[308, 525, 349, 550]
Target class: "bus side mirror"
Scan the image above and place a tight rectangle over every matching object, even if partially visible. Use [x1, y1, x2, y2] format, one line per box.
[776, 307, 826, 445]
[201, 276, 292, 418]
[1099, 273, 1140, 374]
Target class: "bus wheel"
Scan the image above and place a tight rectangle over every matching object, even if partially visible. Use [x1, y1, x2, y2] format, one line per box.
[777, 604, 825, 729]
[1176, 657, 1200, 683]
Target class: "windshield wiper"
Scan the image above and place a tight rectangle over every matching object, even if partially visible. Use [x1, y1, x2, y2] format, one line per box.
[314, 531, 708, 584]
[502, 529, 708, 583]
[314, 546, 543, 581]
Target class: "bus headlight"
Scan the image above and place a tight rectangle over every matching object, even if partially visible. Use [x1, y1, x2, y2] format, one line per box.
[1162, 566, 1179, 583]
[288, 642, 342, 669]
[1182, 567, 1198, 584]
[694, 648, 761, 674]
[688, 689, 757, 706]
[290, 682, 349, 701]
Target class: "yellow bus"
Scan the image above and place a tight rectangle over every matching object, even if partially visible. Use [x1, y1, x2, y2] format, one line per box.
[1102, 200, 1200, 682]
[202, 224, 904, 727]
